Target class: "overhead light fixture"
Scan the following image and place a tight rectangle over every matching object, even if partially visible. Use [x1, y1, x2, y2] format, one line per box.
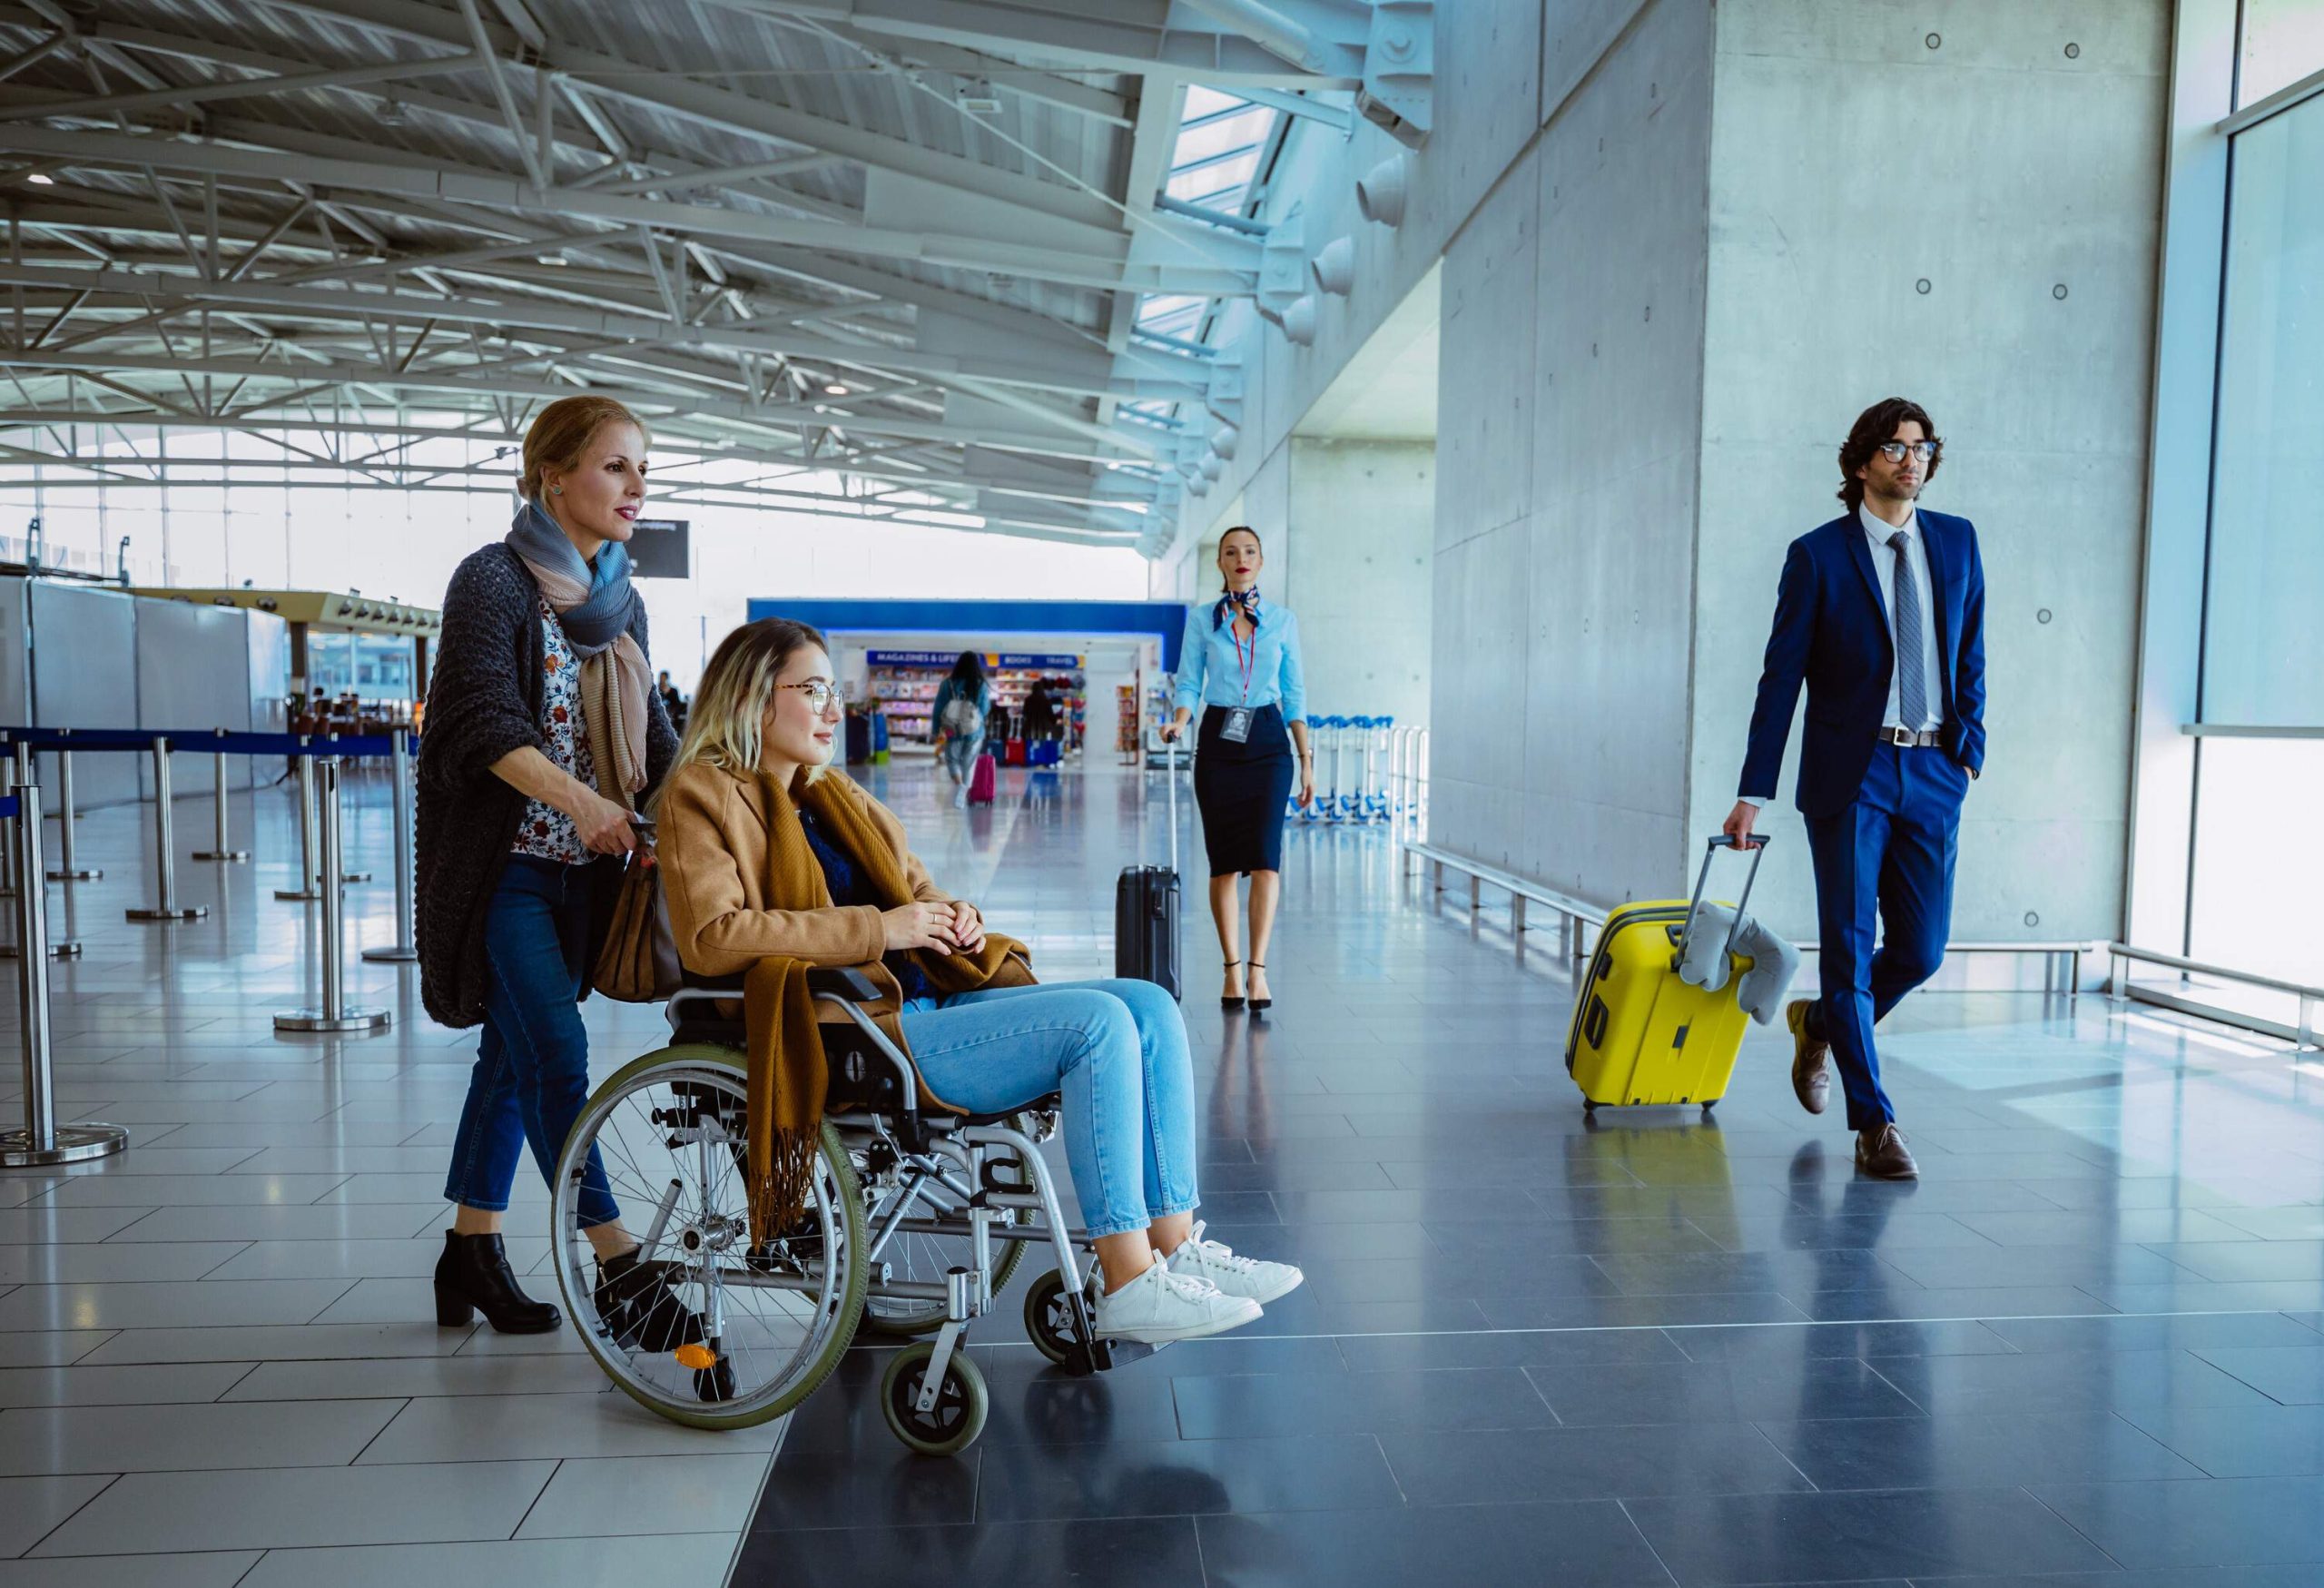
[955, 79, 1003, 115]
[1282, 296, 1318, 346]
[1311, 236, 1355, 296]
[1210, 423, 1240, 460]
[1357, 153, 1408, 228]
[1198, 450, 1223, 481]
[378, 99, 409, 127]
[823, 383, 849, 395]
[25, 171, 54, 186]
[537, 254, 567, 266]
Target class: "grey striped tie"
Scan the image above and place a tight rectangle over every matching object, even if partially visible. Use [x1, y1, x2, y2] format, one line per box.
[1888, 529, 1927, 730]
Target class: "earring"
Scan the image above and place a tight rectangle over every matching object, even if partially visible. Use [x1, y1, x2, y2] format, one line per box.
[550, 486, 562, 494]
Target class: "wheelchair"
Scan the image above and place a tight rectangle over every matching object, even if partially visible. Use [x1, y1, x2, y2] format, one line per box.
[547, 969, 1161, 1455]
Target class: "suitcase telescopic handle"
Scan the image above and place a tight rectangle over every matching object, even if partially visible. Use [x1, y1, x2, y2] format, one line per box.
[1678, 833, 1768, 968]
[1166, 731, 1179, 876]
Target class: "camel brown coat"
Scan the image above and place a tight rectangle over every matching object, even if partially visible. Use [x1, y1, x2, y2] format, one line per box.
[656, 759, 957, 1015]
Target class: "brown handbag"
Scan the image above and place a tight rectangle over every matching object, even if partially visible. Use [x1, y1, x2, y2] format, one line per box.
[591, 798, 683, 1003]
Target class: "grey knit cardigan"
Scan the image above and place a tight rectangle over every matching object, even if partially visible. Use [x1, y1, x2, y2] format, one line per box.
[415, 542, 678, 1029]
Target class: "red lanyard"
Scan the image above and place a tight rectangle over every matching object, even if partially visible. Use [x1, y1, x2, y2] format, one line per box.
[1229, 606, 1259, 703]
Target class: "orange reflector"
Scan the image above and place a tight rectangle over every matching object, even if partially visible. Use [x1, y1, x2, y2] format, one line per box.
[674, 1344, 717, 1370]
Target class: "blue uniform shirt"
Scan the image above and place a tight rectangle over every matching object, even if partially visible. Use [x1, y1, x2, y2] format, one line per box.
[1172, 597, 1305, 724]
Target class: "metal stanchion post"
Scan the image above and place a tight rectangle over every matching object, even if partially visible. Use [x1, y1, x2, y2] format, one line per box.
[47, 748, 100, 881]
[362, 728, 419, 963]
[0, 772, 123, 1166]
[193, 733, 248, 862]
[332, 735, 371, 886]
[275, 749, 324, 902]
[0, 754, 82, 962]
[277, 758, 389, 1033]
[0, 744, 15, 902]
[125, 737, 206, 922]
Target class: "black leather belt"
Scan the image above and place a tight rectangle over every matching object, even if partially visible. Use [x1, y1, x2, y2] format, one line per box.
[1877, 726, 1941, 748]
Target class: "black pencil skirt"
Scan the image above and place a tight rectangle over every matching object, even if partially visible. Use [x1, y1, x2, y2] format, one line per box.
[1194, 703, 1295, 878]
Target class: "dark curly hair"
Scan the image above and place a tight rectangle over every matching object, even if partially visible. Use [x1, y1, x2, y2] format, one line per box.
[1837, 397, 1942, 510]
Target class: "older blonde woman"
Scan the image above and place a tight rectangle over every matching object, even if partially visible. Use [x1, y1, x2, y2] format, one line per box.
[655, 617, 1304, 1344]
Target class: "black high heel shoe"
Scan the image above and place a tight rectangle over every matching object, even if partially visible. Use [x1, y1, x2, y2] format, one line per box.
[434, 1230, 562, 1334]
[594, 1248, 708, 1352]
[1222, 959, 1246, 1011]
[1248, 962, 1272, 1013]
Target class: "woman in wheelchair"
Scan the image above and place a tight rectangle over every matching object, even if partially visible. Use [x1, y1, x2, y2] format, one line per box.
[655, 617, 1303, 1345]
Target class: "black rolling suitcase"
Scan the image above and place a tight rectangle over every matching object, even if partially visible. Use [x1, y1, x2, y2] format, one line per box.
[1115, 736, 1181, 998]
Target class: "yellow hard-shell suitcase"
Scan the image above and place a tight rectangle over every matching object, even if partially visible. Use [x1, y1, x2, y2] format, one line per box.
[1563, 836, 1768, 1115]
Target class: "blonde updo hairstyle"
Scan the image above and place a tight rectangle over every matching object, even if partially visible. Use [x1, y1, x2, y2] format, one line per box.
[519, 395, 652, 501]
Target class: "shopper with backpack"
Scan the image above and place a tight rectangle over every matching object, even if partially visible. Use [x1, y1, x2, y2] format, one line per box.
[930, 650, 992, 807]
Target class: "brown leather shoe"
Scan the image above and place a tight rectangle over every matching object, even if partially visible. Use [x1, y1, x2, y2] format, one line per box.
[1786, 1000, 1830, 1116]
[1855, 1124, 1918, 1180]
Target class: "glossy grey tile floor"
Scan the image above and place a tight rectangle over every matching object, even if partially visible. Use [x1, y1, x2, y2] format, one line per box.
[735, 766, 2324, 1587]
[7, 760, 2324, 1586]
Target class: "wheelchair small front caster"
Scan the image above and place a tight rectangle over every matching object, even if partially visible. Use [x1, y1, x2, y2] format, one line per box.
[1581, 1100, 1598, 1117]
[1700, 1100, 1718, 1117]
[881, 1340, 988, 1457]
[1024, 1267, 1095, 1372]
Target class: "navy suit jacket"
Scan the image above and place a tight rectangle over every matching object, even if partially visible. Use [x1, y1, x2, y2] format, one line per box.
[1738, 508, 1986, 818]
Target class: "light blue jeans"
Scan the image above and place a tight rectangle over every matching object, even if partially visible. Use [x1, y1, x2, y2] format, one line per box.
[900, 978, 1198, 1239]
[940, 734, 984, 784]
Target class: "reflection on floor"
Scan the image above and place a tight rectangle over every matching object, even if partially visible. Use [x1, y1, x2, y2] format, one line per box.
[734, 767, 2324, 1587]
[5, 759, 2324, 1585]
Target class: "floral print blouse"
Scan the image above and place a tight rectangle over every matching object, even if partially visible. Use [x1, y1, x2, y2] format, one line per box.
[512, 599, 597, 864]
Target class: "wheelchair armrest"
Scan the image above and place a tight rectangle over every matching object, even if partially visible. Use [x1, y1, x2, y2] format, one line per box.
[806, 965, 882, 1003]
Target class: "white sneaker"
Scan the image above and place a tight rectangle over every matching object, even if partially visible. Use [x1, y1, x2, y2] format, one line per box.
[1092, 1254, 1262, 1343]
[1166, 1221, 1305, 1306]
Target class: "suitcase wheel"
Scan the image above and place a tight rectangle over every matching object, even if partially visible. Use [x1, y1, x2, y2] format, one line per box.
[1581, 1100, 1598, 1116]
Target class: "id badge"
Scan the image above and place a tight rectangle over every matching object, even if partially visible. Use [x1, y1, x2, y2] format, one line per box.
[1220, 706, 1254, 744]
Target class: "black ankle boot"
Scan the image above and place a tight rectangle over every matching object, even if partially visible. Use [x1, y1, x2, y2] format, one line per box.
[434, 1231, 562, 1334]
[594, 1248, 706, 1352]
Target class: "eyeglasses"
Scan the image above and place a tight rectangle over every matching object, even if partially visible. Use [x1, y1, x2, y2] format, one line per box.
[777, 681, 842, 714]
[1875, 440, 1939, 464]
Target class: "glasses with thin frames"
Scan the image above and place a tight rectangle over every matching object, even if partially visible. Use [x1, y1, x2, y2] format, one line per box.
[777, 681, 842, 715]
[1876, 440, 1939, 464]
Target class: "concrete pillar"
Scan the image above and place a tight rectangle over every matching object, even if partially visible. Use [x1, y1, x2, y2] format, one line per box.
[1428, 0, 2169, 947]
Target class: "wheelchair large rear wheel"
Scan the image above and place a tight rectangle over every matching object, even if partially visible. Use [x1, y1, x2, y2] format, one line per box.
[550, 1045, 867, 1430]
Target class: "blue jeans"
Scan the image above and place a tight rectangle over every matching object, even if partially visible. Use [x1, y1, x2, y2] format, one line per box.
[941, 734, 984, 783]
[901, 978, 1198, 1239]
[443, 855, 618, 1226]
[1803, 743, 1966, 1132]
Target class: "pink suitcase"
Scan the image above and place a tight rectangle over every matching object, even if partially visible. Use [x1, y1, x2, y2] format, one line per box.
[968, 752, 998, 804]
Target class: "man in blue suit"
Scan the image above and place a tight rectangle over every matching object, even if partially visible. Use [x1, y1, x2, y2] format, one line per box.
[1724, 398, 1986, 1180]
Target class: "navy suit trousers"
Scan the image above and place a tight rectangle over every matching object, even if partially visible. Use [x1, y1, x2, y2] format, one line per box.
[1801, 744, 1966, 1131]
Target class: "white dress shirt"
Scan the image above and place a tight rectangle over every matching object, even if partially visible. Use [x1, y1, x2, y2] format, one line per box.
[1739, 503, 1944, 808]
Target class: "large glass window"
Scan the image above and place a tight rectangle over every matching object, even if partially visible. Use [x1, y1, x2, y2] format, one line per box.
[2197, 92, 2324, 726]
[2188, 736, 2324, 985]
[2240, 0, 2324, 108]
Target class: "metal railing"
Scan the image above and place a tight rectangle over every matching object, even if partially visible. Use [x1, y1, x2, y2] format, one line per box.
[1407, 839, 2094, 991]
[2105, 942, 2322, 1050]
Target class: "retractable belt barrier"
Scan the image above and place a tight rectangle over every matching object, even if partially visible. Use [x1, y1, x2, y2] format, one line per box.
[0, 725, 417, 1041]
